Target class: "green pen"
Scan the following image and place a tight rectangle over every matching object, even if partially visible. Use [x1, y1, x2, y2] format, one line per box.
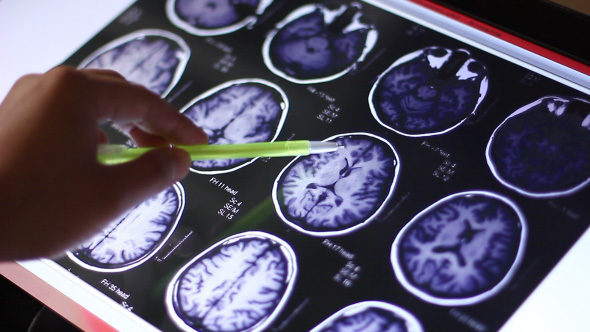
[97, 140, 341, 165]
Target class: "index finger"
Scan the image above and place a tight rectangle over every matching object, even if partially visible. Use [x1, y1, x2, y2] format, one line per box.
[79, 69, 208, 145]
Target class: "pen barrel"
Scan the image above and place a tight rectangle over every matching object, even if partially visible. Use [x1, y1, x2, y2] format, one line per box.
[180, 140, 311, 160]
[96, 140, 334, 165]
[97, 146, 153, 165]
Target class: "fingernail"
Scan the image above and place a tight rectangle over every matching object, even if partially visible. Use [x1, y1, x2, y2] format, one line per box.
[190, 127, 208, 145]
[178, 119, 208, 145]
[170, 148, 191, 182]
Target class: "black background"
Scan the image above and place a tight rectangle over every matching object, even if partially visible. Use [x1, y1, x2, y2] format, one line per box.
[430, 0, 590, 67]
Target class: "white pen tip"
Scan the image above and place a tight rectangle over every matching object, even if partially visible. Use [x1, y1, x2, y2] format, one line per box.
[309, 141, 341, 154]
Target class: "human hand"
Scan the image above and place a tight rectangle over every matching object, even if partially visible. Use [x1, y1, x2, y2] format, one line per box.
[0, 66, 207, 260]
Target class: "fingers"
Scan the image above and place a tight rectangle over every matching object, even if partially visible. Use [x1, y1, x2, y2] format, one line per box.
[99, 147, 191, 215]
[127, 126, 171, 147]
[97, 129, 109, 144]
[79, 68, 127, 81]
[45, 66, 208, 146]
[0, 67, 205, 260]
[76, 69, 208, 146]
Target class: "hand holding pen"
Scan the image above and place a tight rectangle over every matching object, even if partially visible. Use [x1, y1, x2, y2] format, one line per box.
[0, 66, 208, 260]
[0, 66, 339, 260]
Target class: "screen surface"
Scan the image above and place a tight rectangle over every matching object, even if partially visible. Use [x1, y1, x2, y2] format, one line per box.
[1, 1, 589, 331]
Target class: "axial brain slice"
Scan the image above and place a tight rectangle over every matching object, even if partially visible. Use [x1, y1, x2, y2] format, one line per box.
[68, 184, 184, 272]
[310, 301, 423, 332]
[319, 308, 406, 332]
[182, 80, 288, 173]
[273, 133, 399, 236]
[80, 30, 189, 97]
[370, 47, 488, 136]
[392, 192, 526, 305]
[167, 0, 267, 34]
[167, 232, 296, 332]
[487, 96, 590, 197]
[263, 2, 377, 83]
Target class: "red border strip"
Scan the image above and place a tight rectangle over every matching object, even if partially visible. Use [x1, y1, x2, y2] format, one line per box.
[409, 0, 590, 76]
[0, 262, 118, 332]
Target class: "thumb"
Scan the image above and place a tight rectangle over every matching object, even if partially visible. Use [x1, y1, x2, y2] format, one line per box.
[101, 147, 191, 210]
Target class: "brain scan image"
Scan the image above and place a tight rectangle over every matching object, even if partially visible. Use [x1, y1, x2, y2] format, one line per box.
[391, 191, 527, 306]
[166, 0, 274, 36]
[310, 301, 423, 332]
[181, 79, 288, 174]
[79, 29, 190, 97]
[486, 96, 590, 198]
[67, 184, 185, 272]
[369, 46, 488, 136]
[262, 2, 378, 84]
[273, 133, 400, 237]
[166, 231, 297, 332]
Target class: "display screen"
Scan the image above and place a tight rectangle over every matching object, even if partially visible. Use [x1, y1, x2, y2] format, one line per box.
[18, 0, 589, 331]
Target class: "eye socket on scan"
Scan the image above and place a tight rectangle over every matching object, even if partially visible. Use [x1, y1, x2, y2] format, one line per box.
[487, 96, 590, 197]
[369, 46, 489, 137]
[428, 47, 448, 57]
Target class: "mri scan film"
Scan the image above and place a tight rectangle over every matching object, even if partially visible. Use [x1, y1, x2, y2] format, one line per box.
[369, 46, 488, 136]
[67, 184, 185, 272]
[310, 301, 423, 332]
[166, 0, 274, 36]
[166, 232, 297, 332]
[79, 29, 190, 97]
[273, 133, 399, 237]
[262, 2, 378, 84]
[486, 96, 590, 198]
[181, 79, 289, 174]
[391, 191, 527, 306]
